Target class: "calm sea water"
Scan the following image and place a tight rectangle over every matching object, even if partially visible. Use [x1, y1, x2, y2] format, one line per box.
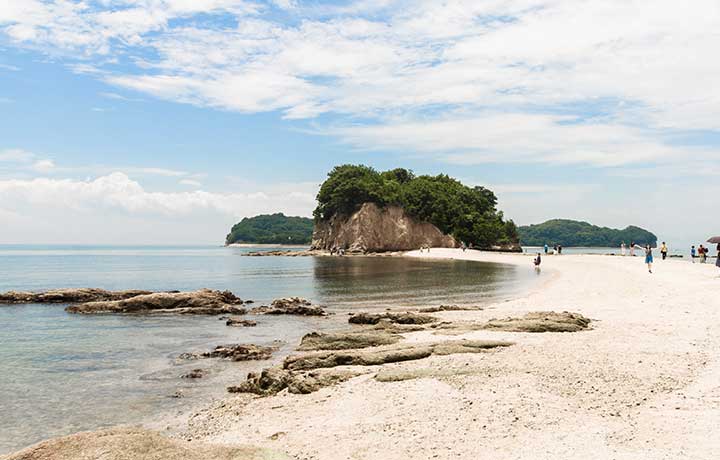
[0, 245, 537, 454]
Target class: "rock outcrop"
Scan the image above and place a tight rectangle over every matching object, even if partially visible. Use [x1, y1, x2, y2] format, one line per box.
[311, 202, 458, 253]
[482, 311, 592, 333]
[348, 311, 438, 325]
[251, 297, 326, 316]
[179, 344, 277, 362]
[65, 289, 246, 315]
[1, 427, 286, 460]
[0, 288, 155, 304]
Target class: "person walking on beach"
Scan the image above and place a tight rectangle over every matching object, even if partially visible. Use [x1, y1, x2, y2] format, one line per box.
[544, 244, 549, 254]
[660, 242, 668, 260]
[699, 245, 707, 263]
[716, 244, 720, 271]
[691, 245, 696, 263]
[533, 253, 542, 271]
[621, 242, 627, 256]
[630, 241, 636, 257]
[558, 244, 563, 255]
[643, 244, 654, 273]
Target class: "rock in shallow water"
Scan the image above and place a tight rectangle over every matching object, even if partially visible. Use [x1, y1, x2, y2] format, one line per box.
[251, 297, 326, 316]
[0, 288, 155, 304]
[1, 427, 287, 460]
[179, 344, 277, 362]
[64, 289, 246, 315]
[226, 317, 257, 327]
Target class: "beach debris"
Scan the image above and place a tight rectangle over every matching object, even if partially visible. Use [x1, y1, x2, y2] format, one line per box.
[226, 318, 257, 327]
[284, 340, 513, 372]
[0, 288, 155, 304]
[228, 366, 365, 396]
[349, 311, 437, 325]
[417, 305, 483, 313]
[64, 289, 246, 315]
[251, 297, 327, 316]
[0, 427, 288, 460]
[181, 369, 207, 379]
[297, 331, 400, 351]
[179, 344, 277, 362]
[482, 311, 591, 333]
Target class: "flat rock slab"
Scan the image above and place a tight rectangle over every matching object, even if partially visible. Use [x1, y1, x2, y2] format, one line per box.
[482, 311, 591, 333]
[65, 289, 246, 315]
[1, 427, 287, 460]
[297, 331, 400, 351]
[0, 288, 155, 304]
[226, 318, 257, 327]
[349, 311, 437, 325]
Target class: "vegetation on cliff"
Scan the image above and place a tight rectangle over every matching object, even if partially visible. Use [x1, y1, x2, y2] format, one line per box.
[313, 165, 519, 248]
[226, 213, 313, 245]
[518, 219, 657, 247]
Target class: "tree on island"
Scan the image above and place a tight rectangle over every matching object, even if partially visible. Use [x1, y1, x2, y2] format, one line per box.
[518, 219, 657, 247]
[314, 164, 519, 248]
[225, 214, 314, 245]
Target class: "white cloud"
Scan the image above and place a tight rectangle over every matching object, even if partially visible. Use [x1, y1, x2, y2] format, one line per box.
[0, 148, 35, 162]
[0, 172, 317, 243]
[0, 63, 20, 71]
[31, 159, 55, 173]
[179, 178, 202, 187]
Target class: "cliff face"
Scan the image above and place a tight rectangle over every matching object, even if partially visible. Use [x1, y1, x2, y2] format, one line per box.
[311, 203, 458, 253]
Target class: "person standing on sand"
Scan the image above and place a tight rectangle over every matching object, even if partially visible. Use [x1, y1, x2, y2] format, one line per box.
[544, 244, 549, 254]
[691, 245, 696, 263]
[621, 242, 627, 256]
[643, 244, 654, 273]
[558, 244, 563, 255]
[699, 245, 707, 263]
[716, 244, 720, 271]
[533, 253, 542, 271]
[660, 242, 668, 260]
[630, 241, 636, 257]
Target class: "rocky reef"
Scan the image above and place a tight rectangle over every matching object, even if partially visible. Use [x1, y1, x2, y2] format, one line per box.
[65, 289, 247, 315]
[0, 288, 155, 304]
[251, 297, 327, 316]
[311, 203, 458, 253]
[179, 344, 277, 362]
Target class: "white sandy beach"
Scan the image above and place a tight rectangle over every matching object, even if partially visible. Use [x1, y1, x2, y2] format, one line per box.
[179, 249, 720, 459]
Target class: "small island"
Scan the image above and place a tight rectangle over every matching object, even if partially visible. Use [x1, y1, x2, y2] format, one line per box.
[225, 214, 314, 245]
[310, 165, 520, 252]
[519, 219, 657, 247]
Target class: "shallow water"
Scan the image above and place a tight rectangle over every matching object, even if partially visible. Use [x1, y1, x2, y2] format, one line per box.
[0, 245, 537, 454]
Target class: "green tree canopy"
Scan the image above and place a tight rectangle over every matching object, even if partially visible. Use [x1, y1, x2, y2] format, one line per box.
[226, 213, 314, 245]
[314, 165, 518, 248]
[518, 219, 657, 247]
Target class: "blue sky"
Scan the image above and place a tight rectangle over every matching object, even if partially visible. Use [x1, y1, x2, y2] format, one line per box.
[1, 0, 719, 245]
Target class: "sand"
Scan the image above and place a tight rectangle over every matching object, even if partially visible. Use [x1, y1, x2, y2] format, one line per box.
[177, 249, 720, 460]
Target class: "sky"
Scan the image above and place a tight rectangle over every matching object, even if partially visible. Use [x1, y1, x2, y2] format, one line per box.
[0, 0, 719, 246]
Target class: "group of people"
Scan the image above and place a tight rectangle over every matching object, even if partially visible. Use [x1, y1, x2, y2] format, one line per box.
[329, 247, 346, 256]
[691, 244, 720, 265]
[542, 244, 562, 255]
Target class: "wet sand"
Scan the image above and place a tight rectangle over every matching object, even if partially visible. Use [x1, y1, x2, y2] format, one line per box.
[179, 249, 720, 459]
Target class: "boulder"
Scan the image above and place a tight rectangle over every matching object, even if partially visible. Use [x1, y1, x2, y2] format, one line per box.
[251, 297, 326, 316]
[311, 203, 458, 253]
[0, 288, 154, 304]
[181, 369, 206, 379]
[64, 289, 245, 315]
[179, 344, 276, 362]
[0, 427, 286, 460]
[349, 311, 437, 325]
[228, 366, 363, 396]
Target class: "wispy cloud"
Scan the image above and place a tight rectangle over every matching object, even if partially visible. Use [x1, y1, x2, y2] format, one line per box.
[0, 63, 20, 71]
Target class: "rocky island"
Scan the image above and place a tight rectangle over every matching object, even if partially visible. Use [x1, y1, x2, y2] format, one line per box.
[310, 165, 521, 253]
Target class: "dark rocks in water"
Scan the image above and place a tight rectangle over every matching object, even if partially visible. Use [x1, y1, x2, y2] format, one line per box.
[228, 366, 363, 396]
[482, 311, 591, 333]
[418, 305, 483, 313]
[0, 427, 285, 460]
[180, 344, 277, 362]
[251, 297, 326, 316]
[65, 289, 246, 315]
[226, 318, 257, 327]
[0, 288, 154, 304]
[181, 369, 206, 379]
[348, 311, 437, 325]
[297, 331, 400, 351]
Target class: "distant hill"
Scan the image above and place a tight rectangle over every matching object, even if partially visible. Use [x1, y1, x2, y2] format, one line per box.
[225, 214, 313, 245]
[519, 219, 657, 247]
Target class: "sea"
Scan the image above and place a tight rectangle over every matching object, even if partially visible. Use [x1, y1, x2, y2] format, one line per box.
[0, 245, 540, 454]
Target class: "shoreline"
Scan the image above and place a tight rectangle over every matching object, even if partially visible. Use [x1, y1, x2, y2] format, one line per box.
[6, 250, 720, 459]
[177, 249, 720, 459]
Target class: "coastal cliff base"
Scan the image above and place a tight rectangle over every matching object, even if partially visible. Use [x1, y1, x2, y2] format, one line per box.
[311, 203, 458, 253]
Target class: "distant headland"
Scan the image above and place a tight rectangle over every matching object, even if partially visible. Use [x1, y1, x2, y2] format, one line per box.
[225, 213, 313, 245]
[519, 219, 657, 247]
